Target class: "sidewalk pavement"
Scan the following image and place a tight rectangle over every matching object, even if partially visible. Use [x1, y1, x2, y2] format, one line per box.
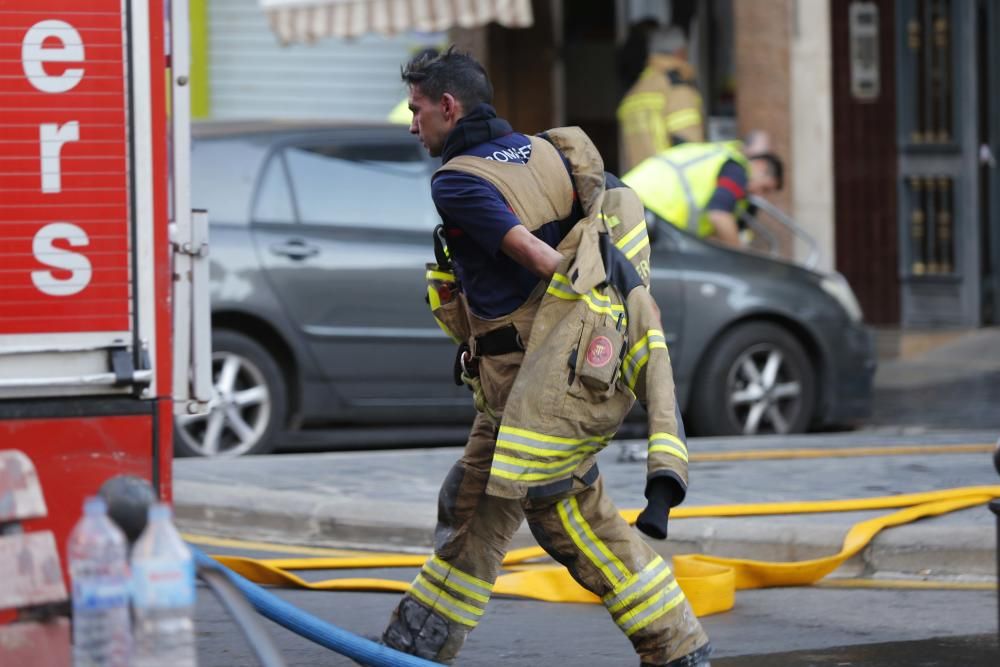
[867, 327, 1000, 431]
[174, 327, 1000, 580]
[174, 429, 1000, 580]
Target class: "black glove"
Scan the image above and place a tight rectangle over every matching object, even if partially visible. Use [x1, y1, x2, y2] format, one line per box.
[635, 477, 678, 540]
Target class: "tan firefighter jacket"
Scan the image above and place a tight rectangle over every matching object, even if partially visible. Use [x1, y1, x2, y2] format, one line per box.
[427, 127, 690, 503]
[617, 54, 705, 172]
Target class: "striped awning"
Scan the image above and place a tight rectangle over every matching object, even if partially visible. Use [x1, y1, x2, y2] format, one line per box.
[260, 0, 534, 45]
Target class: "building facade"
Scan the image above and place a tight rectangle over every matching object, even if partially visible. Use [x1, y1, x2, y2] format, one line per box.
[193, 0, 999, 333]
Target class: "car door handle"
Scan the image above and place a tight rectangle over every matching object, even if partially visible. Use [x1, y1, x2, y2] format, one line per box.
[270, 240, 319, 260]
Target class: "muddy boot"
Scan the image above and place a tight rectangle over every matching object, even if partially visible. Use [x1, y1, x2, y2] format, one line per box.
[382, 597, 460, 663]
[641, 642, 713, 667]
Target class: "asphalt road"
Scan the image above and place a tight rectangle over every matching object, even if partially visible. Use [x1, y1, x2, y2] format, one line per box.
[191, 542, 999, 666]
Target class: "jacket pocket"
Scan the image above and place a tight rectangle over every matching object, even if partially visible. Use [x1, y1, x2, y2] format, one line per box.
[552, 313, 633, 432]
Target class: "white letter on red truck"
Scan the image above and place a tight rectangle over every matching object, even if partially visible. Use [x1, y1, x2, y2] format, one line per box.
[31, 223, 93, 296]
[21, 20, 85, 93]
[40, 122, 79, 193]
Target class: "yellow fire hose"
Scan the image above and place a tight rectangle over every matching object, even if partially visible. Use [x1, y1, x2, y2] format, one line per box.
[212, 485, 1000, 617]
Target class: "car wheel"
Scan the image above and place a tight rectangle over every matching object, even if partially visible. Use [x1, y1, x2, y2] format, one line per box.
[689, 322, 817, 437]
[173, 329, 286, 457]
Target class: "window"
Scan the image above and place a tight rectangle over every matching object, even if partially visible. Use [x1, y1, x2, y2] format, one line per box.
[253, 154, 296, 224]
[191, 139, 265, 224]
[283, 144, 438, 231]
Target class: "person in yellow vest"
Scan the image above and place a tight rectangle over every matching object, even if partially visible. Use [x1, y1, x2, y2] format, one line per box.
[617, 26, 704, 172]
[622, 140, 784, 248]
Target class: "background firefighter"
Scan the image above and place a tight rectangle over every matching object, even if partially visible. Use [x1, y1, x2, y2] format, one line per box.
[379, 47, 711, 667]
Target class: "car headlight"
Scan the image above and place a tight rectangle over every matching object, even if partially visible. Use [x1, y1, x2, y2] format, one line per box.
[820, 273, 863, 323]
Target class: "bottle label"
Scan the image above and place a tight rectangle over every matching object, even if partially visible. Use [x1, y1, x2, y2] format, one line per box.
[131, 559, 195, 608]
[73, 577, 130, 610]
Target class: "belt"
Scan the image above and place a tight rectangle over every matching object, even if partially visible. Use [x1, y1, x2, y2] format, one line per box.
[473, 324, 525, 357]
[453, 324, 526, 386]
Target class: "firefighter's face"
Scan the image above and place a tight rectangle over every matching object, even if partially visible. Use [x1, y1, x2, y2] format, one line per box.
[748, 159, 779, 197]
[408, 85, 461, 158]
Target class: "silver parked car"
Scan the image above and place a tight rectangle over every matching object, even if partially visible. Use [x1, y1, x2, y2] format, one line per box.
[176, 121, 875, 457]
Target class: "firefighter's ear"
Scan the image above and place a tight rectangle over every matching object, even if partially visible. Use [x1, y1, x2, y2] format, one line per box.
[441, 93, 461, 121]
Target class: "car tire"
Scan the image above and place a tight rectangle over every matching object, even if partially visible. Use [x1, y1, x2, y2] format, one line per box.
[688, 321, 817, 437]
[173, 329, 287, 457]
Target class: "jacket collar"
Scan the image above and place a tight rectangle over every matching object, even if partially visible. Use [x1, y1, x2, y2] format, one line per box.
[440, 104, 513, 164]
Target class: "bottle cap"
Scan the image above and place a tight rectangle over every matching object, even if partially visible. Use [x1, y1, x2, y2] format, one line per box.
[83, 495, 107, 516]
[147, 502, 172, 521]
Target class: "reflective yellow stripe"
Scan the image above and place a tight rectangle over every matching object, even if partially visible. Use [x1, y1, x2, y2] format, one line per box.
[617, 92, 665, 121]
[648, 444, 688, 462]
[425, 557, 492, 604]
[622, 335, 651, 390]
[490, 457, 589, 482]
[623, 330, 667, 390]
[615, 221, 650, 261]
[570, 499, 630, 582]
[415, 575, 485, 617]
[494, 451, 593, 471]
[665, 108, 702, 132]
[490, 467, 582, 483]
[500, 425, 611, 447]
[648, 329, 667, 350]
[427, 285, 442, 310]
[430, 557, 491, 593]
[649, 432, 688, 463]
[624, 235, 650, 260]
[616, 221, 646, 249]
[599, 212, 622, 229]
[547, 286, 626, 318]
[495, 440, 600, 461]
[426, 287, 459, 342]
[605, 558, 673, 614]
[409, 581, 481, 627]
[549, 274, 625, 316]
[623, 581, 686, 636]
[426, 269, 455, 282]
[558, 497, 630, 585]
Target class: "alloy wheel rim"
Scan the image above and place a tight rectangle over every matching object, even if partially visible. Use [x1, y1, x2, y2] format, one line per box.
[725, 343, 803, 435]
[176, 350, 271, 457]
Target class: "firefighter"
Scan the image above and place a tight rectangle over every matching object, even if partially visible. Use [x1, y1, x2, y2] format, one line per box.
[617, 26, 704, 173]
[622, 140, 784, 248]
[380, 47, 711, 667]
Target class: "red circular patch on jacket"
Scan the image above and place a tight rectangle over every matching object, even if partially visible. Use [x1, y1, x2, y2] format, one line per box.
[586, 336, 614, 368]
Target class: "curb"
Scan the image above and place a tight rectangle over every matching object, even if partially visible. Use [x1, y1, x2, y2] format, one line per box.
[175, 483, 998, 579]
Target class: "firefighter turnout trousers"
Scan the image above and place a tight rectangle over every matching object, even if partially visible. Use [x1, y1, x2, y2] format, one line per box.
[381, 299, 709, 665]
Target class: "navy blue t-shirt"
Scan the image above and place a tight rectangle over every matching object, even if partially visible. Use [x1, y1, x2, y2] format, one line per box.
[704, 159, 748, 214]
[433, 133, 573, 319]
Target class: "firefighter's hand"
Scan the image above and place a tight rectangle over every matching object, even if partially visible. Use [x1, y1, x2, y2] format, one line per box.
[635, 477, 677, 540]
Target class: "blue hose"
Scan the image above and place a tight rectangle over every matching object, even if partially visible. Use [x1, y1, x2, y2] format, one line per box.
[191, 547, 440, 666]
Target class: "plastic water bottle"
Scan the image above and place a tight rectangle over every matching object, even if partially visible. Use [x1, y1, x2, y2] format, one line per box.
[67, 496, 132, 667]
[131, 502, 198, 667]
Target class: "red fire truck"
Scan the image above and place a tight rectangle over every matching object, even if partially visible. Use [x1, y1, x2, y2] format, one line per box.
[0, 0, 209, 657]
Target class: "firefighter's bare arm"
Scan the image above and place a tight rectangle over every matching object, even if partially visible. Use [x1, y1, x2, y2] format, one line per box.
[500, 224, 563, 280]
[706, 210, 741, 247]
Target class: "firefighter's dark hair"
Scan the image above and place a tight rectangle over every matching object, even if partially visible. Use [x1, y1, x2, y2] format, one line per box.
[401, 45, 493, 110]
[751, 153, 784, 191]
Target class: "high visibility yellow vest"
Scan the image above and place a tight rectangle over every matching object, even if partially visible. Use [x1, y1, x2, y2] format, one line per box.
[622, 141, 748, 238]
[387, 98, 410, 125]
